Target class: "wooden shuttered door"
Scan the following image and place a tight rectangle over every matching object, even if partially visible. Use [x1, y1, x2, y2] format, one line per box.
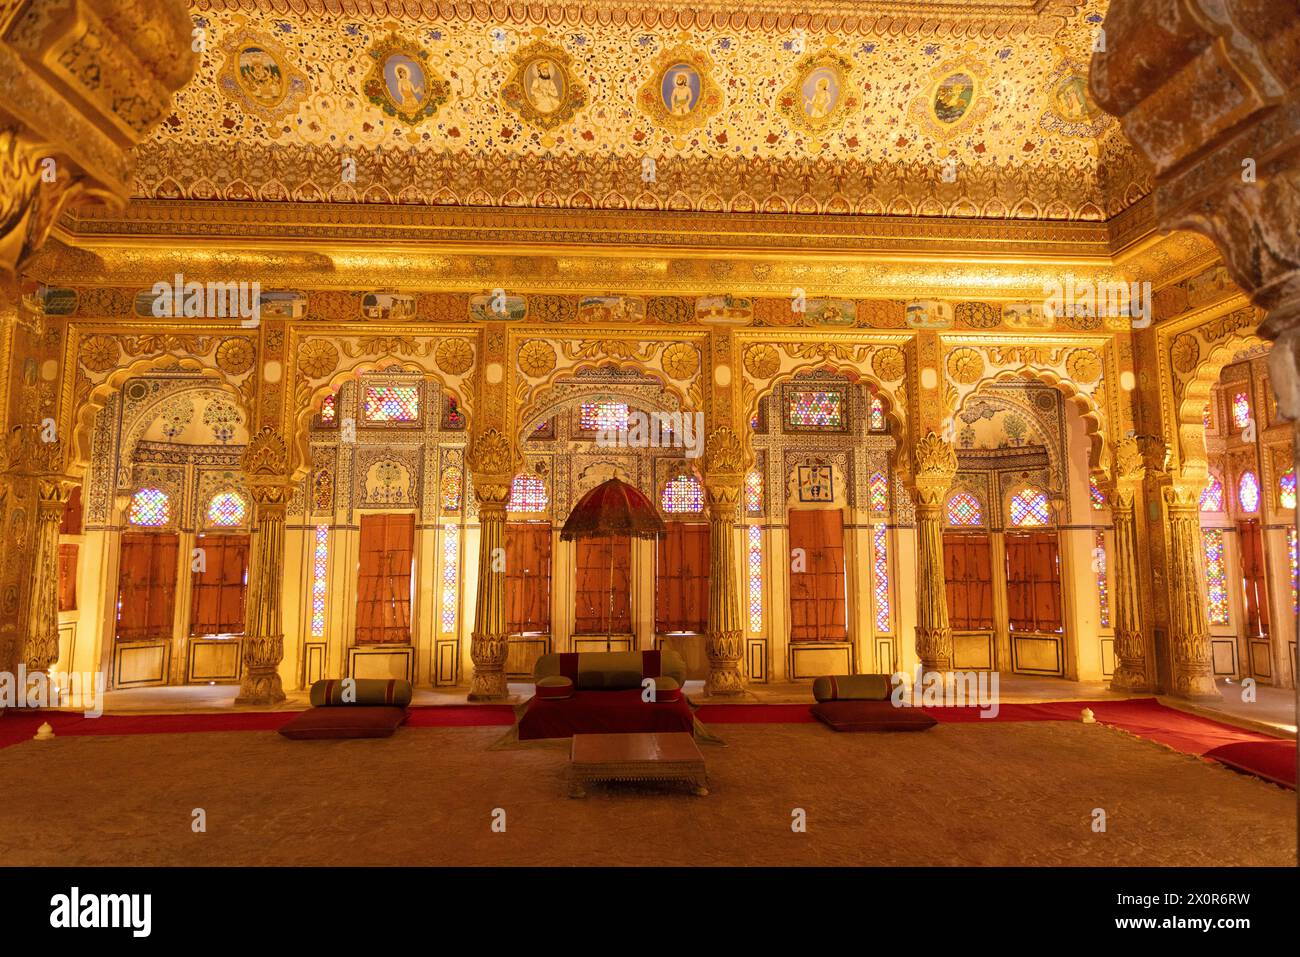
[788, 508, 848, 642]
[190, 534, 250, 637]
[505, 522, 552, 635]
[943, 532, 995, 631]
[355, 513, 415, 644]
[1005, 531, 1063, 633]
[574, 536, 632, 634]
[116, 533, 179, 641]
[1238, 520, 1270, 637]
[655, 522, 709, 633]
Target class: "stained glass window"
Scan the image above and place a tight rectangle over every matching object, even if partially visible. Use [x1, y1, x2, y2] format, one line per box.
[947, 491, 982, 526]
[1289, 527, 1298, 615]
[1231, 390, 1250, 429]
[747, 524, 762, 633]
[310, 525, 328, 638]
[579, 401, 629, 431]
[1095, 529, 1110, 629]
[872, 522, 890, 633]
[443, 395, 465, 430]
[319, 393, 336, 424]
[662, 475, 703, 513]
[869, 471, 889, 512]
[1202, 528, 1229, 625]
[1200, 474, 1224, 512]
[786, 390, 843, 428]
[440, 466, 463, 512]
[745, 469, 763, 514]
[1009, 488, 1050, 527]
[207, 491, 246, 527]
[441, 524, 459, 632]
[1280, 467, 1296, 510]
[1202, 403, 1212, 432]
[1238, 470, 1260, 513]
[1089, 477, 1106, 510]
[127, 488, 171, 527]
[363, 384, 419, 422]
[869, 394, 885, 431]
[507, 475, 548, 512]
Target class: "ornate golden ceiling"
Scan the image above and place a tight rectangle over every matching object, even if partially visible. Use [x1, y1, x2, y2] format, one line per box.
[124, 0, 1149, 221]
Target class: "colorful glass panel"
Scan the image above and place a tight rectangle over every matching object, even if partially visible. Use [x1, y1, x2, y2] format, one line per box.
[786, 390, 843, 428]
[507, 475, 548, 512]
[869, 471, 889, 513]
[747, 524, 762, 633]
[1231, 390, 1250, 429]
[363, 384, 419, 422]
[1089, 477, 1106, 510]
[1238, 471, 1260, 513]
[1289, 527, 1298, 615]
[207, 491, 246, 527]
[947, 491, 982, 526]
[579, 401, 629, 431]
[1095, 529, 1110, 629]
[127, 488, 171, 527]
[1280, 467, 1296, 510]
[310, 525, 328, 638]
[744, 469, 763, 514]
[319, 393, 336, 423]
[1009, 489, 1050, 527]
[1200, 474, 1224, 512]
[662, 475, 703, 513]
[441, 524, 459, 632]
[1202, 528, 1229, 625]
[869, 394, 885, 431]
[440, 466, 463, 512]
[872, 523, 890, 633]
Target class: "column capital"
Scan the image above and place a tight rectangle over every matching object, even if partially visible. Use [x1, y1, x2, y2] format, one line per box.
[467, 426, 521, 492]
[911, 431, 958, 507]
[702, 425, 748, 486]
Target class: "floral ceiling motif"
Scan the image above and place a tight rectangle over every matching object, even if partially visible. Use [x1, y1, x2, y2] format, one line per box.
[136, 1, 1142, 220]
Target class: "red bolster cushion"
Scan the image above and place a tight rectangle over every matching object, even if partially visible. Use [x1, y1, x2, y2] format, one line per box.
[278, 705, 408, 740]
[811, 700, 936, 732]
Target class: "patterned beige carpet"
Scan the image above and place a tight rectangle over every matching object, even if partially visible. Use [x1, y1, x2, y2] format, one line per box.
[0, 721, 1292, 866]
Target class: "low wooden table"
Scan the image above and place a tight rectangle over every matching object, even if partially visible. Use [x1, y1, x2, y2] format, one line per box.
[569, 732, 709, 797]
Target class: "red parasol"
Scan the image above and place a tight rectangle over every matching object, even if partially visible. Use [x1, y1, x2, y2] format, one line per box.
[561, 478, 666, 649]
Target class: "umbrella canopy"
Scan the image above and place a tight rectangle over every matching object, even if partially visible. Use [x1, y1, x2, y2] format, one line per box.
[560, 477, 666, 541]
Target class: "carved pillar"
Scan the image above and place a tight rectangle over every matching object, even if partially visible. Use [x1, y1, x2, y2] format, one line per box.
[912, 432, 957, 673]
[467, 428, 520, 701]
[701, 428, 746, 695]
[24, 472, 73, 672]
[236, 428, 291, 706]
[0, 0, 196, 292]
[1163, 483, 1221, 699]
[1106, 438, 1149, 691]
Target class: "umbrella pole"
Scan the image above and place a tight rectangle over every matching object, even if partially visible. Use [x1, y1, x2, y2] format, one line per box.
[606, 535, 614, 652]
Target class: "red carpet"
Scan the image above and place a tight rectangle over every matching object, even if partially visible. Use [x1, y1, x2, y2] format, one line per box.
[3, 698, 1292, 789]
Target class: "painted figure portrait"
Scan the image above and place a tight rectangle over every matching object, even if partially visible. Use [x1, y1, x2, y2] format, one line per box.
[1053, 75, 1095, 121]
[933, 72, 975, 123]
[236, 46, 285, 106]
[802, 67, 840, 120]
[525, 57, 565, 114]
[384, 55, 426, 112]
[662, 65, 701, 116]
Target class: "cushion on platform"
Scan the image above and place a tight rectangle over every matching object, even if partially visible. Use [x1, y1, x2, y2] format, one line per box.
[647, 675, 681, 703]
[811, 700, 936, 732]
[533, 650, 687, 689]
[278, 705, 408, 740]
[536, 675, 574, 700]
[518, 688, 694, 740]
[309, 678, 413, 708]
[811, 674, 895, 703]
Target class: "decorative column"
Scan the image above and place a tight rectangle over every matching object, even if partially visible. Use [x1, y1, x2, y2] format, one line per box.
[236, 428, 291, 706]
[24, 472, 74, 672]
[1163, 482, 1220, 698]
[1106, 438, 1149, 691]
[703, 427, 747, 695]
[912, 432, 957, 673]
[467, 428, 520, 701]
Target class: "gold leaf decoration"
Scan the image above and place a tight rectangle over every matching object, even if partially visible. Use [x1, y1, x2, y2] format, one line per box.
[1170, 335, 1200, 375]
[743, 343, 781, 379]
[241, 426, 289, 476]
[871, 346, 905, 382]
[435, 338, 474, 375]
[297, 339, 339, 379]
[661, 342, 700, 380]
[1066, 348, 1103, 385]
[518, 339, 557, 378]
[946, 347, 985, 385]
[78, 335, 120, 373]
[215, 337, 255, 375]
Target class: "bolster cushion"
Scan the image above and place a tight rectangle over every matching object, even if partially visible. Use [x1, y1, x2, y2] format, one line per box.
[646, 675, 681, 703]
[533, 650, 687, 689]
[811, 674, 895, 703]
[309, 678, 413, 708]
[536, 675, 574, 700]
[811, 700, 937, 733]
[278, 705, 408, 740]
